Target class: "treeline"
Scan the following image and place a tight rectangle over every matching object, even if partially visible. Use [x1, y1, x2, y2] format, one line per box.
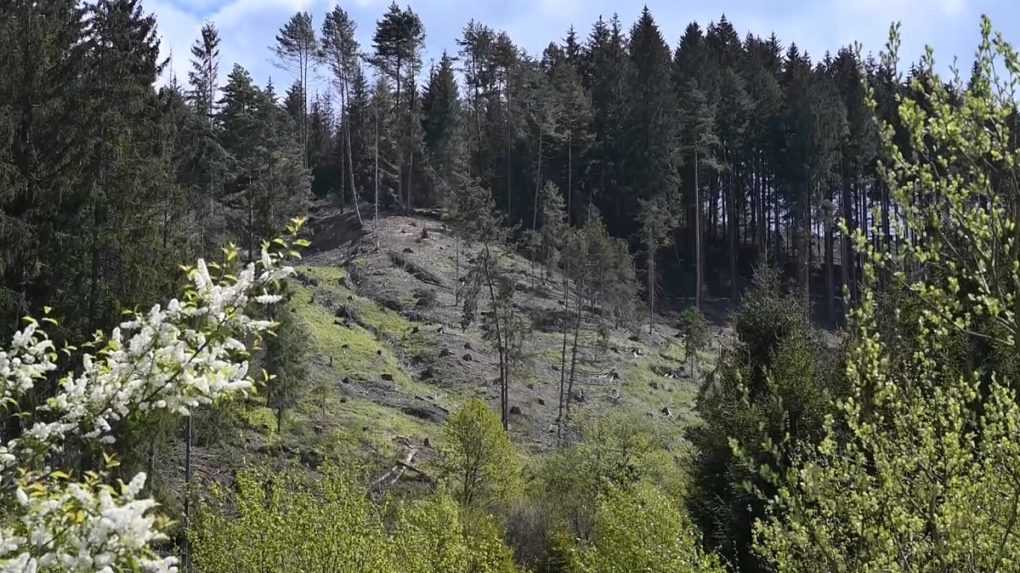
[0, 0, 927, 340]
[285, 4, 899, 325]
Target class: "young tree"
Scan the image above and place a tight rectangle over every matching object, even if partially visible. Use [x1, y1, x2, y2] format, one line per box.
[264, 297, 310, 432]
[638, 194, 678, 333]
[440, 399, 521, 510]
[677, 307, 709, 383]
[458, 178, 528, 430]
[756, 20, 1020, 570]
[577, 484, 725, 573]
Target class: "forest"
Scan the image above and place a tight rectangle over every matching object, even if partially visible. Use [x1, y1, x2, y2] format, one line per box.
[2, 1, 1020, 572]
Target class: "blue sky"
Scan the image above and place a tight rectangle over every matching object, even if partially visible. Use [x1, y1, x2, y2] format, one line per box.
[150, 0, 1020, 93]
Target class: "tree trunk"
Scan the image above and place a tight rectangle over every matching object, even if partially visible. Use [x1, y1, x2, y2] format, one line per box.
[695, 149, 703, 311]
[825, 194, 835, 327]
[728, 167, 738, 303]
[647, 235, 655, 335]
[374, 106, 380, 249]
[566, 275, 584, 418]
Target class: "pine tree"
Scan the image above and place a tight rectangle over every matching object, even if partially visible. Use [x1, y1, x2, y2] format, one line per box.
[372, 2, 425, 211]
[274, 12, 316, 164]
[320, 5, 362, 216]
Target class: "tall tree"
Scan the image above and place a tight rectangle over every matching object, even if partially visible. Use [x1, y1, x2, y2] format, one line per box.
[678, 79, 719, 310]
[623, 8, 679, 240]
[421, 52, 464, 203]
[187, 22, 220, 122]
[372, 2, 425, 211]
[319, 5, 362, 217]
[273, 11, 316, 164]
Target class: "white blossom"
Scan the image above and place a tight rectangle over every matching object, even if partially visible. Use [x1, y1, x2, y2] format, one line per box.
[0, 230, 302, 572]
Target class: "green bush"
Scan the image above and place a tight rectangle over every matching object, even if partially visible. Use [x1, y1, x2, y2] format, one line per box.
[193, 465, 520, 573]
[440, 398, 523, 510]
[575, 483, 724, 573]
[687, 265, 840, 571]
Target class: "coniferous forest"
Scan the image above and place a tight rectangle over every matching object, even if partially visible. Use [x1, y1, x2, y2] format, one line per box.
[3, 1, 1020, 572]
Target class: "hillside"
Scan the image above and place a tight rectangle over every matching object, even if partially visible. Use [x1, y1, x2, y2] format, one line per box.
[167, 205, 727, 497]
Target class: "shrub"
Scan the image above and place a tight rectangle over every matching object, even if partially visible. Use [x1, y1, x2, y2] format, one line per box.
[575, 483, 724, 573]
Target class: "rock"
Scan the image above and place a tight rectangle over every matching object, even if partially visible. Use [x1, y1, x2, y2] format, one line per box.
[381, 373, 394, 382]
[462, 353, 473, 362]
[402, 405, 446, 423]
[510, 405, 523, 415]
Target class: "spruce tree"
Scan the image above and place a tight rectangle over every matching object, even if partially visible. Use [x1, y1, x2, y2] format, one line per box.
[624, 7, 679, 239]
[187, 22, 220, 122]
[421, 52, 464, 203]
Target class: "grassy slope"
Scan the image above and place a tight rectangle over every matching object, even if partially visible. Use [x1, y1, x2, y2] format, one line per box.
[214, 211, 723, 483]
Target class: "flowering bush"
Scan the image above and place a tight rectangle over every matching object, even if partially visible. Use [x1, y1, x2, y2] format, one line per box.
[0, 219, 306, 572]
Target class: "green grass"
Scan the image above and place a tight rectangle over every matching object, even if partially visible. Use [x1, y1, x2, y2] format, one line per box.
[264, 263, 449, 464]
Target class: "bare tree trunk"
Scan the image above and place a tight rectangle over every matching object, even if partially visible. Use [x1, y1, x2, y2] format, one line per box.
[565, 275, 584, 418]
[728, 166, 738, 303]
[695, 149, 703, 311]
[374, 105, 380, 249]
[557, 275, 569, 439]
[647, 234, 655, 335]
[825, 191, 835, 327]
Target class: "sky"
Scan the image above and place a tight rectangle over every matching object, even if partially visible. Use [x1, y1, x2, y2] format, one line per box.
[149, 0, 1020, 93]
